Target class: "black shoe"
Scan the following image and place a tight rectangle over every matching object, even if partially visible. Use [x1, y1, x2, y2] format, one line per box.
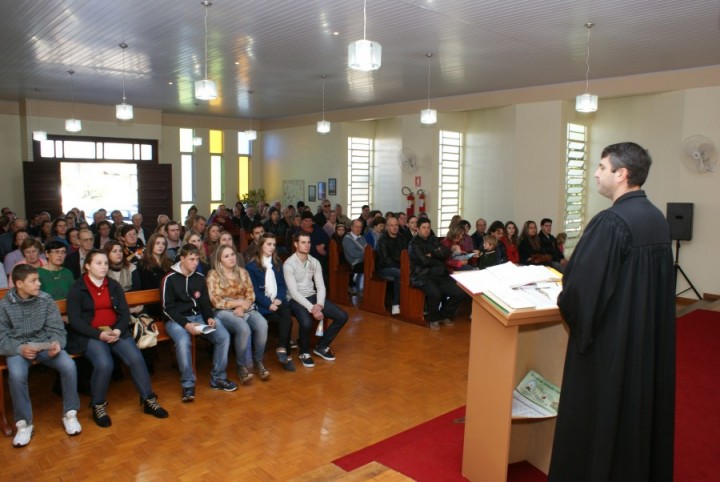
[90, 401, 112, 428]
[210, 378, 238, 392]
[181, 386, 195, 403]
[313, 346, 336, 361]
[141, 394, 169, 418]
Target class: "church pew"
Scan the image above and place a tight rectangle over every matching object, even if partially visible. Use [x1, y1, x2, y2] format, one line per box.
[398, 250, 427, 326]
[359, 245, 389, 316]
[327, 239, 351, 306]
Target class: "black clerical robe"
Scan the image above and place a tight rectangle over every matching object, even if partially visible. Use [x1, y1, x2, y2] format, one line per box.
[549, 190, 675, 482]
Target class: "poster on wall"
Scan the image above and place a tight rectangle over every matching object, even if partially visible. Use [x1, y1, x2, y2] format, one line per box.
[308, 185, 316, 202]
[317, 181, 326, 201]
[328, 178, 337, 196]
[282, 180, 305, 207]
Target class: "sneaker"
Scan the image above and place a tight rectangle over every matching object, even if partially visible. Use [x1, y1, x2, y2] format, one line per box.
[391, 305, 400, 315]
[210, 378, 238, 392]
[426, 321, 440, 331]
[12, 421, 33, 447]
[313, 346, 336, 361]
[438, 318, 455, 326]
[283, 358, 296, 372]
[142, 395, 169, 419]
[256, 361, 271, 380]
[276, 348, 288, 364]
[298, 352, 315, 368]
[181, 386, 195, 403]
[237, 365, 254, 384]
[62, 410, 82, 436]
[90, 401, 112, 428]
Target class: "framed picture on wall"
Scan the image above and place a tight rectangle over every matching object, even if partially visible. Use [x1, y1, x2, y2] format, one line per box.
[317, 181, 326, 200]
[328, 178, 337, 196]
[308, 185, 316, 202]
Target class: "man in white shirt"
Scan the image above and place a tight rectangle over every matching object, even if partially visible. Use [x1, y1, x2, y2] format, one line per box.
[284, 232, 348, 368]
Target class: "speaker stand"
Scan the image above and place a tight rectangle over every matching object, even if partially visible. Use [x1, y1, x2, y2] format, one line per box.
[674, 239, 701, 300]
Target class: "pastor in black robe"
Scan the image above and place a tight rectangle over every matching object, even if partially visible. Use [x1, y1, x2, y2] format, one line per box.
[549, 190, 675, 482]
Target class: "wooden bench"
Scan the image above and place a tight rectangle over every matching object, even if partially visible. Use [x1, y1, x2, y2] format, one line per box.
[359, 245, 389, 316]
[0, 287, 176, 437]
[398, 250, 427, 326]
[328, 239, 351, 306]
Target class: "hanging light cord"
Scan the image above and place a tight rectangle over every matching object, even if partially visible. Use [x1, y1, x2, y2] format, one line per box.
[426, 53, 432, 109]
[584, 24, 592, 93]
[203, 2, 210, 80]
[321, 75, 326, 121]
[121, 44, 127, 103]
[68, 70, 76, 117]
[363, 0, 367, 40]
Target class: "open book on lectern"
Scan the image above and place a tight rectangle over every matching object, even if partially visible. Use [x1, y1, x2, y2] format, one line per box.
[451, 262, 563, 313]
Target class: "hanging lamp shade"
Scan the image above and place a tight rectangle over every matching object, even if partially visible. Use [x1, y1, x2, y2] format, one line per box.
[32, 130, 47, 141]
[348, 39, 382, 71]
[195, 79, 217, 101]
[245, 129, 257, 141]
[193, 136, 203, 146]
[116, 103, 134, 120]
[317, 120, 331, 134]
[420, 108, 437, 125]
[65, 119, 82, 132]
[575, 93, 598, 113]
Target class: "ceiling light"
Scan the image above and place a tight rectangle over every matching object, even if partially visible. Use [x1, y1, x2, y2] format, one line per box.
[195, 1, 217, 101]
[116, 42, 134, 120]
[65, 70, 82, 132]
[576, 23, 598, 113]
[317, 74, 331, 134]
[420, 53, 437, 125]
[348, 0, 381, 71]
[31, 88, 47, 141]
[193, 136, 203, 146]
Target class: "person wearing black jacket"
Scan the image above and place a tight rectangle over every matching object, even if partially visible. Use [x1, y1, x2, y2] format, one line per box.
[66, 250, 168, 428]
[376, 217, 408, 315]
[408, 218, 469, 331]
[161, 244, 236, 402]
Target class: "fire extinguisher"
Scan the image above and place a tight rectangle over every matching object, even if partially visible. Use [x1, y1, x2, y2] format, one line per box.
[402, 186, 415, 217]
[417, 189, 426, 213]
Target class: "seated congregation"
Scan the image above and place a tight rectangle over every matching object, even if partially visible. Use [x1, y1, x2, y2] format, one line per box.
[0, 201, 566, 447]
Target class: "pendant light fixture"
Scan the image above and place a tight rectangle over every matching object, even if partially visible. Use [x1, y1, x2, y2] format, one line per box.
[245, 90, 257, 141]
[195, 0, 217, 101]
[575, 22, 598, 113]
[65, 70, 82, 132]
[317, 74, 331, 134]
[348, 0, 381, 71]
[32, 88, 47, 141]
[420, 53, 437, 125]
[116, 42, 134, 120]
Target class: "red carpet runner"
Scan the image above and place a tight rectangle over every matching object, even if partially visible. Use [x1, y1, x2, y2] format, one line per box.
[334, 309, 720, 481]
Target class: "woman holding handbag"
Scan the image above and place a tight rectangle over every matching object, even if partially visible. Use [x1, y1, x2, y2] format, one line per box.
[66, 250, 169, 428]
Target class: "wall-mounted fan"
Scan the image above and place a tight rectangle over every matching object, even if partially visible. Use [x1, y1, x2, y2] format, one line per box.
[682, 135, 717, 173]
[398, 148, 420, 173]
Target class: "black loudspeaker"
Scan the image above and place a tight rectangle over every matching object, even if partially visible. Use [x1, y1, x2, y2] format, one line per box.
[666, 203, 694, 241]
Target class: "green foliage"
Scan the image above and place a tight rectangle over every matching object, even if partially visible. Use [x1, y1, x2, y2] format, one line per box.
[239, 188, 266, 207]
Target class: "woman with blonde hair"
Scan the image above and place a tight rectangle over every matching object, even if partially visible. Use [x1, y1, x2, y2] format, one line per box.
[207, 244, 270, 383]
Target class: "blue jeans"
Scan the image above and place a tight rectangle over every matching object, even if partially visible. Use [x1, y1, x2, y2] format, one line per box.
[377, 267, 401, 305]
[84, 336, 154, 404]
[7, 350, 80, 423]
[214, 308, 268, 367]
[289, 296, 348, 354]
[165, 314, 230, 388]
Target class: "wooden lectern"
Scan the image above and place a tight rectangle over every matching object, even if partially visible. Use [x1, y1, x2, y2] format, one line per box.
[461, 293, 568, 481]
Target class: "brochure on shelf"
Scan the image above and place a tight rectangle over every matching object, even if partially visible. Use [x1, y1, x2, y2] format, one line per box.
[512, 370, 561, 418]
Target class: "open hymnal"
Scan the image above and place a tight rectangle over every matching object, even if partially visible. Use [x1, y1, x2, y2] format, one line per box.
[451, 262, 562, 312]
[195, 325, 216, 335]
[512, 370, 561, 418]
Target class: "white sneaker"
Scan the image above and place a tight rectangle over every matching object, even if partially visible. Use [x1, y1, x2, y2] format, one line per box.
[391, 305, 400, 315]
[13, 421, 33, 447]
[62, 410, 82, 436]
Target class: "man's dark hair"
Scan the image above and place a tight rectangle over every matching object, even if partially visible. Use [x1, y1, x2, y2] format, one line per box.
[488, 220, 505, 234]
[250, 220, 264, 232]
[417, 218, 431, 229]
[540, 218, 552, 226]
[11, 264, 38, 284]
[300, 211, 314, 221]
[194, 215, 207, 223]
[293, 231, 311, 243]
[601, 142, 652, 187]
[179, 244, 200, 258]
[44, 239, 68, 254]
[459, 220, 471, 230]
[166, 220, 180, 229]
[296, 201, 305, 210]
